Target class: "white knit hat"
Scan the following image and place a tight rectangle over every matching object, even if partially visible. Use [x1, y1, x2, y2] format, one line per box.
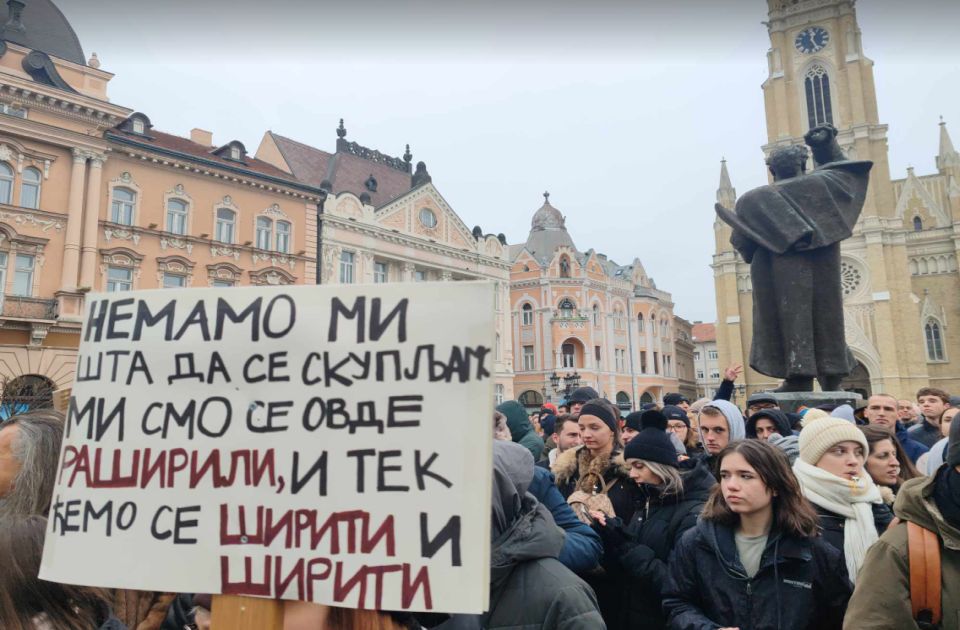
[798, 417, 869, 465]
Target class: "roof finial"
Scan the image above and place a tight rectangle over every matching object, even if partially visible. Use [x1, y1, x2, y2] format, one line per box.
[4, 0, 26, 34]
[543, 191, 550, 203]
[337, 119, 347, 139]
[403, 144, 412, 163]
[87, 52, 101, 69]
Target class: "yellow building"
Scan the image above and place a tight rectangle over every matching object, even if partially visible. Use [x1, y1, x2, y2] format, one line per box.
[714, 0, 960, 398]
[510, 194, 681, 411]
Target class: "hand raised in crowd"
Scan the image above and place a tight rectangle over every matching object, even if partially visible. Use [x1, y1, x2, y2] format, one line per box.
[589, 511, 608, 526]
[723, 364, 743, 382]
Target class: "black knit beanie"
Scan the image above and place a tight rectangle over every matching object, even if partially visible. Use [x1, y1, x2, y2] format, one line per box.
[624, 410, 679, 467]
[624, 411, 644, 432]
[579, 401, 617, 433]
[661, 405, 691, 428]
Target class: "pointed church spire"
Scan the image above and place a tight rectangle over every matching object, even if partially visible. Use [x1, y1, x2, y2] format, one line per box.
[716, 158, 737, 209]
[938, 117, 960, 172]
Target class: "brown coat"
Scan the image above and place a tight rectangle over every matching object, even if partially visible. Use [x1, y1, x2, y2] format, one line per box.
[111, 591, 175, 630]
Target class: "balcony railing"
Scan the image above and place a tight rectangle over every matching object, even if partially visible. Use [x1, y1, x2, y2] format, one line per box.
[1, 296, 57, 320]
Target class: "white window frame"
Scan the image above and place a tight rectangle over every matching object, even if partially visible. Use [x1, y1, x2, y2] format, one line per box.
[166, 198, 188, 235]
[275, 221, 291, 253]
[522, 345, 535, 371]
[162, 272, 187, 289]
[373, 261, 388, 283]
[522, 303, 534, 326]
[12, 253, 34, 297]
[256, 217, 273, 250]
[19, 166, 41, 210]
[215, 208, 236, 244]
[106, 266, 133, 292]
[112, 187, 136, 225]
[339, 251, 355, 284]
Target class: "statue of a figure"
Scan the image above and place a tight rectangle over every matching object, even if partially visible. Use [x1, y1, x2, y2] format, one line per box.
[715, 124, 873, 392]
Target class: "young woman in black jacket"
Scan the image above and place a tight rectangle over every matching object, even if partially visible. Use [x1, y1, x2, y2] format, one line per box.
[591, 410, 716, 630]
[664, 440, 852, 630]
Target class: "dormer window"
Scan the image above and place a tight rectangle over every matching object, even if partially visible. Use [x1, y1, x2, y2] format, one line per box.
[213, 141, 247, 162]
[120, 113, 153, 136]
[230, 146, 241, 160]
[365, 175, 378, 192]
[132, 119, 145, 134]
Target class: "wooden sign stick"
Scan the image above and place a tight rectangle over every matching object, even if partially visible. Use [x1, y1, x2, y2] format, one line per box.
[211, 595, 284, 630]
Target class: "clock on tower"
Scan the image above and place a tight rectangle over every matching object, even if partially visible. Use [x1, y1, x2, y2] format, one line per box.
[794, 26, 830, 53]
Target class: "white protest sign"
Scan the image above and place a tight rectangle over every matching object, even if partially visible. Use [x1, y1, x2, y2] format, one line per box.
[40, 282, 494, 614]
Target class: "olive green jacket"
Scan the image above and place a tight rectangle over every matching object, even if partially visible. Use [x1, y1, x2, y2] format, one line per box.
[844, 470, 960, 629]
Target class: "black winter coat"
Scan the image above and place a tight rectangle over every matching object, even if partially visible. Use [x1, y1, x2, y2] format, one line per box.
[663, 519, 852, 630]
[596, 463, 716, 630]
[814, 502, 894, 569]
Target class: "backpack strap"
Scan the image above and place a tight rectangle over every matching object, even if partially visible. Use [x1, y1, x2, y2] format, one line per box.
[907, 521, 942, 626]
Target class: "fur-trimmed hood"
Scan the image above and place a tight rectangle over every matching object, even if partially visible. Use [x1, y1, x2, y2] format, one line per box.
[551, 445, 630, 488]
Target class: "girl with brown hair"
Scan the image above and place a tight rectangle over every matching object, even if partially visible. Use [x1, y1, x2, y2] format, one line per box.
[0, 515, 125, 629]
[858, 424, 920, 504]
[663, 440, 852, 630]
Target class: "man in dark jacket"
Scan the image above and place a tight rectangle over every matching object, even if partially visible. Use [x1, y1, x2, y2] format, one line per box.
[434, 441, 604, 629]
[746, 408, 794, 441]
[496, 400, 545, 463]
[910, 387, 951, 448]
[863, 393, 928, 463]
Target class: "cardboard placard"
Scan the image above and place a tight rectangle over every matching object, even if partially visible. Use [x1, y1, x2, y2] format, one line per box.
[40, 282, 494, 614]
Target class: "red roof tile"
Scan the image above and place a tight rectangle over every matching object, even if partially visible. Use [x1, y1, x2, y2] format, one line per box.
[109, 128, 307, 186]
[692, 322, 716, 343]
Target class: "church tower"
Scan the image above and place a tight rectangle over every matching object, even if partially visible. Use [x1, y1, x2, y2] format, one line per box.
[714, 0, 933, 398]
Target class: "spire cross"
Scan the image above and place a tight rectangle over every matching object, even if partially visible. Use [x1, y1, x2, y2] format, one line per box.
[543, 191, 550, 202]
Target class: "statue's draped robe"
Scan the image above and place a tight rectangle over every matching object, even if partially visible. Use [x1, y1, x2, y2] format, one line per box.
[716, 160, 873, 380]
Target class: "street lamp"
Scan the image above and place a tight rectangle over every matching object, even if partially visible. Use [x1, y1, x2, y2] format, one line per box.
[549, 372, 561, 391]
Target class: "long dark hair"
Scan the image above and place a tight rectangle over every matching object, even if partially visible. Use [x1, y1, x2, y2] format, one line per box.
[702, 440, 820, 539]
[0, 516, 112, 630]
[859, 425, 920, 484]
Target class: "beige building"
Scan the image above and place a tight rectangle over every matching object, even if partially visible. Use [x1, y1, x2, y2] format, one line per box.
[692, 322, 722, 399]
[714, 0, 960, 399]
[510, 194, 681, 411]
[255, 125, 515, 403]
[0, 1, 317, 410]
[673, 316, 698, 402]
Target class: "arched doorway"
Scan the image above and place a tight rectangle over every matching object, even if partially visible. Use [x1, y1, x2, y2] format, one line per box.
[839, 361, 871, 398]
[0, 374, 55, 420]
[558, 337, 586, 369]
[518, 389, 544, 411]
[616, 391, 631, 413]
[640, 392, 654, 405]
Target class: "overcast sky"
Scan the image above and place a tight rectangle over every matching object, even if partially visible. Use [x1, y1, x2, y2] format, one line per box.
[59, 0, 960, 323]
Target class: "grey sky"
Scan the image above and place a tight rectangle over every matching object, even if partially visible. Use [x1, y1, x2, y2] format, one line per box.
[59, 0, 960, 322]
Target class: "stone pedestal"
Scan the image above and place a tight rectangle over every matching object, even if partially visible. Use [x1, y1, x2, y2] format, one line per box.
[769, 391, 863, 415]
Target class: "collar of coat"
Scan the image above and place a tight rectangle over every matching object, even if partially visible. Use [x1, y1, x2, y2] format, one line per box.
[551, 444, 630, 488]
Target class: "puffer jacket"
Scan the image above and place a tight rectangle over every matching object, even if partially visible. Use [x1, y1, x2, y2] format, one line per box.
[596, 463, 716, 629]
[663, 519, 851, 630]
[528, 467, 602, 573]
[814, 502, 894, 570]
[434, 497, 605, 629]
[844, 467, 960, 629]
[497, 400, 545, 463]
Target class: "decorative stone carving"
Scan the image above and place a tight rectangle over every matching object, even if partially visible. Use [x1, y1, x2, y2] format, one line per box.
[263, 204, 288, 219]
[210, 244, 241, 260]
[249, 267, 297, 286]
[322, 245, 341, 282]
[252, 252, 296, 270]
[0, 144, 13, 162]
[104, 227, 140, 245]
[159, 236, 193, 254]
[0, 211, 62, 232]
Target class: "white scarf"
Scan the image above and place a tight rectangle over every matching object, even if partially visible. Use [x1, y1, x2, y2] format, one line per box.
[792, 458, 882, 582]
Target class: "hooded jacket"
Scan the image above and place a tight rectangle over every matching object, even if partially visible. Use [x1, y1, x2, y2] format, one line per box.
[702, 400, 746, 443]
[896, 421, 930, 464]
[746, 409, 794, 439]
[497, 400, 545, 463]
[843, 467, 960, 630]
[596, 463, 716, 630]
[436, 441, 604, 629]
[664, 519, 851, 630]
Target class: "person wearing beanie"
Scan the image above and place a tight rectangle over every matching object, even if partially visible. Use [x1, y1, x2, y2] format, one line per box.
[496, 400, 545, 463]
[800, 407, 830, 427]
[844, 402, 960, 628]
[746, 408, 794, 441]
[536, 412, 559, 463]
[793, 417, 893, 583]
[662, 404, 700, 459]
[551, 399, 638, 629]
[746, 392, 779, 418]
[589, 410, 716, 630]
[566, 386, 600, 416]
[663, 393, 691, 412]
[622, 410, 644, 445]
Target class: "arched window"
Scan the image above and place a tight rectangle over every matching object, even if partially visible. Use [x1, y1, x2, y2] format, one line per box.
[559, 256, 571, 278]
[561, 343, 576, 368]
[0, 163, 12, 205]
[215, 208, 236, 243]
[925, 320, 945, 361]
[637, 313, 644, 333]
[640, 392, 654, 405]
[256, 217, 272, 249]
[111, 187, 136, 225]
[521, 303, 534, 326]
[166, 199, 188, 235]
[592, 304, 600, 326]
[518, 390, 544, 409]
[660, 318, 669, 336]
[913, 216, 923, 232]
[0, 374, 55, 420]
[558, 298, 576, 319]
[805, 64, 834, 128]
[276, 221, 291, 253]
[616, 391, 631, 411]
[495, 333, 501, 360]
[20, 167, 41, 209]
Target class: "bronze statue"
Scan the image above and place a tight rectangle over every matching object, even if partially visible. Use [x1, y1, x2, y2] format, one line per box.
[716, 124, 873, 392]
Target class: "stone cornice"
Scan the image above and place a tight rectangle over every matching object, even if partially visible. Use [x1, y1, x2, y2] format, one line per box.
[324, 214, 510, 270]
[0, 71, 130, 128]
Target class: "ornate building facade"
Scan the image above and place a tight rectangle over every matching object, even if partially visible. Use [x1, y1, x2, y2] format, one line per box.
[510, 194, 680, 411]
[692, 322, 722, 399]
[714, 0, 960, 398]
[255, 126, 515, 401]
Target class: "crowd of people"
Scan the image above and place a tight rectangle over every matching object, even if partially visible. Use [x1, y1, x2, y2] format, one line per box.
[1, 376, 960, 628]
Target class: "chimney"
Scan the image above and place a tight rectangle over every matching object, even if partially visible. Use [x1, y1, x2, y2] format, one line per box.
[191, 128, 213, 146]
